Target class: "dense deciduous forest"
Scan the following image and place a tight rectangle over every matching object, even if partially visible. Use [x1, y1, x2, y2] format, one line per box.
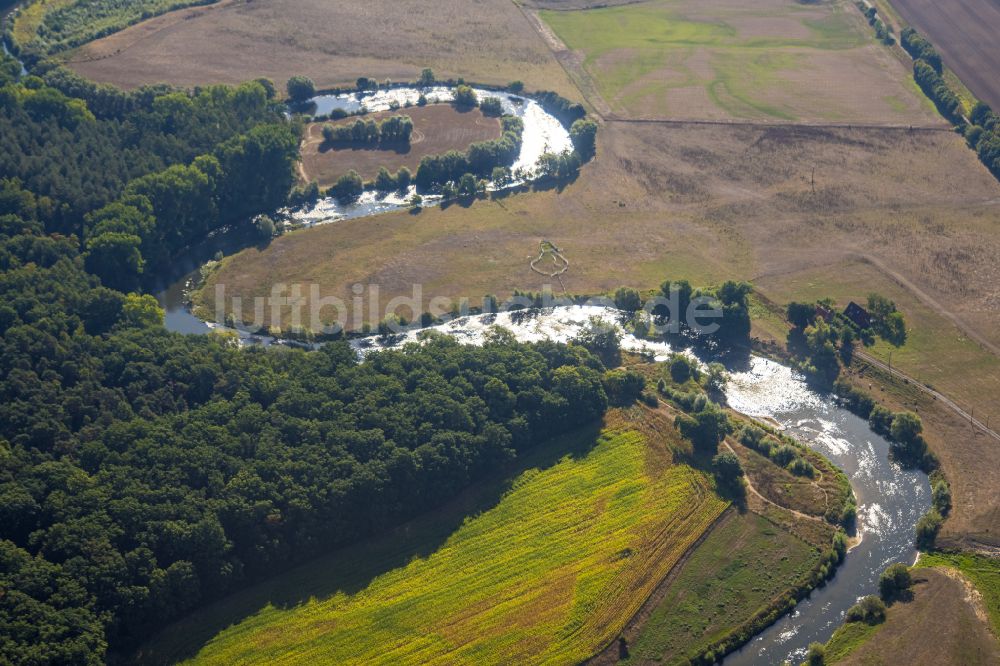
[0, 47, 616, 663]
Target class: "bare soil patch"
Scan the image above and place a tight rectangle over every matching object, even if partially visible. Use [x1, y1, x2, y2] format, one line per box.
[888, 0, 1000, 110]
[839, 568, 999, 665]
[66, 0, 579, 99]
[300, 105, 501, 187]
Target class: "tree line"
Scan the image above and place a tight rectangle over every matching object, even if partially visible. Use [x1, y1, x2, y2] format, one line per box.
[413, 115, 525, 190]
[9, 0, 220, 60]
[898, 28, 1000, 179]
[321, 114, 414, 146]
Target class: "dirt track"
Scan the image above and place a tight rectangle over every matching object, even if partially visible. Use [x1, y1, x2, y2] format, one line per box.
[888, 0, 1000, 110]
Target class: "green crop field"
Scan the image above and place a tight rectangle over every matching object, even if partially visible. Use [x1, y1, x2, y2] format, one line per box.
[539, 0, 937, 123]
[621, 510, 823, 664]
[135, 408, 728, 665]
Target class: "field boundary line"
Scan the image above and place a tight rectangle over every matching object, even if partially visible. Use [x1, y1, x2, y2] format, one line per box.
[514, 2, 613, 119]
[605, 116, 954, 132]
[585, 506, 736, 665]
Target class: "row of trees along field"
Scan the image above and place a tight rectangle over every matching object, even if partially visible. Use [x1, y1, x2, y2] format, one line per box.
[0, 48, 621, 664]
[321, 114, 414, 146]
[900, 28, 1000, 178]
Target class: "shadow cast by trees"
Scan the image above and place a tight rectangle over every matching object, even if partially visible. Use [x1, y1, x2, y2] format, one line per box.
[124, 421, 605, 666]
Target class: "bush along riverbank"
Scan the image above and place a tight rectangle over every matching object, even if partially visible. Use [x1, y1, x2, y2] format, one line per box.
[646, 351, 854, 665]
[766, 295, 956, 554]
[280, 76, 595, 207]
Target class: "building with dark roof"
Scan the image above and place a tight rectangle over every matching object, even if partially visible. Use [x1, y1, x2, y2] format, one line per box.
[843, 301, 872, 329]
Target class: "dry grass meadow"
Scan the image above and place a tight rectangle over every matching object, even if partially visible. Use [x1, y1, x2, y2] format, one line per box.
[299, 105, 501, 187]
[199, 121, 1000, 546]
[538, 0, 940, 122]
[825, 567, 1000, 664]
[64, 0, 578, 97]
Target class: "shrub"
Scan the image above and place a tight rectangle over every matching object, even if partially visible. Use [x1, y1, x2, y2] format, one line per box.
[806, 642, 826, 665]
[739, 424, 767, 450]
[675, 404, 731, 456]
[453, 85, 478, 108]
[787, 301, 817, 328]
[374, 167, 396, 192]
[569, 118, 598, 159]
[879, 562, 913, 600]
[669, 355, 698, 384]
[788, 457, 816, 478]
[614, 287, 642, 311]
[286, 75, 315, 102]
[931, 478, 951, 515]
[490, 165, 511, 188]
[915, 509, 943, 550]
[846, 595, 887, 624]
[479, 96, 503, 117]
[771, 444, 797, 466]
[329, 170, 364, 201]
[395, 167, 412, 191]
[532, 90, 586, 128]
[901, 27, 942, 72]
[602, 369, 645, 405]
[913, 59, 961, 123]
[890, 411, 922, 442]
[868, 404, 894, 436]
[712, 451, 744, 484]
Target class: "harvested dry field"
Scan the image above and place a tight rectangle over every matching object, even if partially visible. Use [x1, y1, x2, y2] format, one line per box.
[66, 0, 578, 98]
[300, 105, 501, 187]
[539, 0, 940, 123]
[888, 0, 1000, 110]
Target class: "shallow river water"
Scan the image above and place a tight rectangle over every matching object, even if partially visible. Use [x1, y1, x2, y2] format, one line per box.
[162, 304, 928, 663]
[3, 23, 929, 665]
[148, 82, 930, 664]
[351, 307, 930, 663]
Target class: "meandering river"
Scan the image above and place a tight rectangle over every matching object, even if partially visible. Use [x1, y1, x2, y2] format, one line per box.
[2, 23, 931, 666]
[159, 301, 929, 663]
[354, 308, 930, 665]
[144, 83, 929, 666]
